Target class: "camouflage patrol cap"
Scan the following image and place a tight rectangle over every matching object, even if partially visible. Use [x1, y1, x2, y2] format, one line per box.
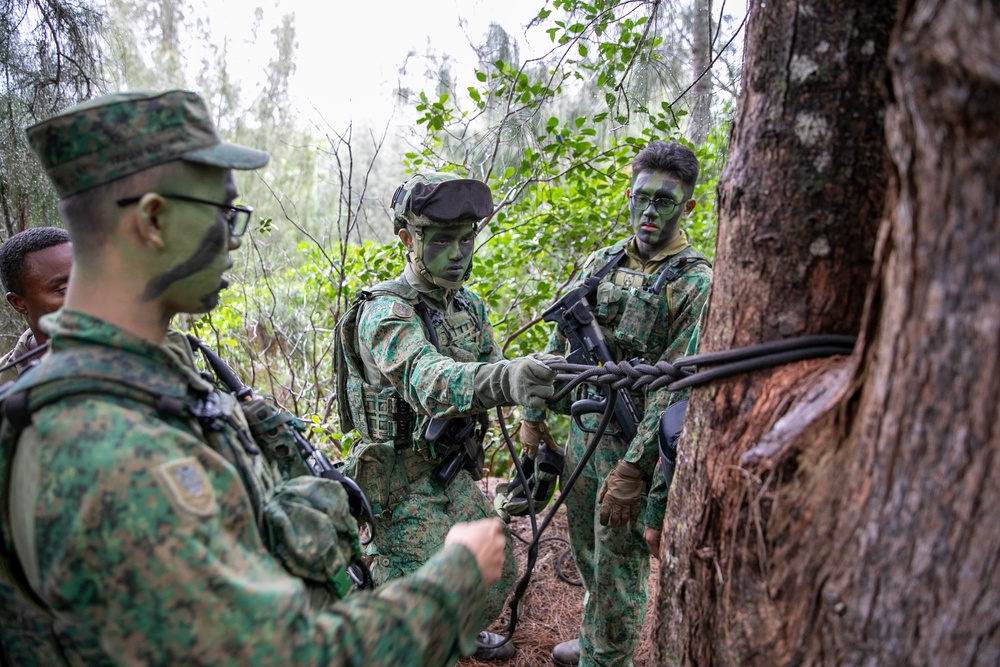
[26, 89, 270, 197]
[391, 172, 494, 233]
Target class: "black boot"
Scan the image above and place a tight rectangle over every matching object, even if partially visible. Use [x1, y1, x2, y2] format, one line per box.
[474, 631, 515, 661]
[551, 638, 580, 666]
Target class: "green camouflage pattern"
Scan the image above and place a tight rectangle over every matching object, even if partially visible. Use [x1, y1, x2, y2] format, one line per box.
[342, 266, 517, 629]
[0, 310, 486, 666]
[26, 90, 269, 197]
[0, 327, 36, 386]
[532, 233, 712, 667]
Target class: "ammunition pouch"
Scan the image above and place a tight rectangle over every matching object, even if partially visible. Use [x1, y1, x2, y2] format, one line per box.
[361, 386, 415, 442]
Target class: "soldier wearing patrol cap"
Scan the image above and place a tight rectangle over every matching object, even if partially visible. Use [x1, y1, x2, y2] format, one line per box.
[0, 90, 509, 667]
[337, 171, 561, 661]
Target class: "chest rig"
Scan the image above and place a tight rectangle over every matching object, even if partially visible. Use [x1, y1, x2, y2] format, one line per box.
[336, 280, 492, 447]
[589, 242, 709, 361]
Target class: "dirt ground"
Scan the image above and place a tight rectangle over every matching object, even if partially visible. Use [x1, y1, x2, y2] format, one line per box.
[458, 479, 660, 667]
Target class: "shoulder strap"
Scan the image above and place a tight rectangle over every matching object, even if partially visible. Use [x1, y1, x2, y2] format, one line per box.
[0, 363, 192, 619]
[647, 247, 712, 295]
[334, 279, 418, 434]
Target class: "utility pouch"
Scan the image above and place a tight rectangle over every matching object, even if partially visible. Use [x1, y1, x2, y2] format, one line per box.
[263, 476, 363, 601]
[595, 281, 623, 321]
[426, 413, 488, 487]
[614, 287, 659, 353]
[242, 396, 312, 479]
[341, 440, 409, 517]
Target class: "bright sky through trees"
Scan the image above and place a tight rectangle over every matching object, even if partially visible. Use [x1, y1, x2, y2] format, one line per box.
[200, 0, 548, 129]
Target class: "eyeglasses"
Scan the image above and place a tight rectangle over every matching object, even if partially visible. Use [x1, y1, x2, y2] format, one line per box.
[116, 193, 253, 237]
[629, 193, 683, 217]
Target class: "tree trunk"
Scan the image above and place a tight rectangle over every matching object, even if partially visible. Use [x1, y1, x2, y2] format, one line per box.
[685, 0, 713, 146]
[657, 0, 1000, 663]
[649, 0, 1000, 663]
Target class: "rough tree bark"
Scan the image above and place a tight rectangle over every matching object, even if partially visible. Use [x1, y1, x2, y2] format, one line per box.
[655, 0, 999, 664]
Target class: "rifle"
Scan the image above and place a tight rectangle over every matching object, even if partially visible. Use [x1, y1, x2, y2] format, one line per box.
[541, 273, 642, 443]
[186, 335, 376, 531]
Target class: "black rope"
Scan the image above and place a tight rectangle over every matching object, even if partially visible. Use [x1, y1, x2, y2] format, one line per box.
[487, 392, 618, 649]
[548, 335, 856, 399]
[486, 334, 857, 646]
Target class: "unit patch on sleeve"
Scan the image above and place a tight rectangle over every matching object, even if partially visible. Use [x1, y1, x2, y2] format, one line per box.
[153, 457, 218, 517]
[391, 301, 414, 319]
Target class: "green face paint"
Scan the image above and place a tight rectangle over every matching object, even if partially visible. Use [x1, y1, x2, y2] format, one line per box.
[417, 223, 476, 285]
[144, 171, 238, 313]
[629, 170, 687, 256]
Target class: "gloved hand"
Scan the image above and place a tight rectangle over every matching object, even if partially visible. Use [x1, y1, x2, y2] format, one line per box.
[474, 356, 558, 410]
[597, 461, 645, 527]
[518, 420, 556, 459]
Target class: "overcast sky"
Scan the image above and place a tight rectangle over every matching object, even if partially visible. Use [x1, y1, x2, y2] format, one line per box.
[200, 0, 548, 130]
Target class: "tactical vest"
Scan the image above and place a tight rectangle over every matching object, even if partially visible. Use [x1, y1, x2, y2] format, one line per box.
[335, 279, 494, 449]
[587, 240, 711, 362]
[0, 344, 361, 665]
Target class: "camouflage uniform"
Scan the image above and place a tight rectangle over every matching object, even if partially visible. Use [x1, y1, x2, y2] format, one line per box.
[526, 232, 712, 667]
[0, 327, 36, 386]
[341, 263, 517, 629]
[0, 310, 487, 666]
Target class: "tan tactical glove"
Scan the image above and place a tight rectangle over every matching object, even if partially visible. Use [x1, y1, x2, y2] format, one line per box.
[474, 356, 558, 410]
[597, 461, 645, 527]
[518, 420, 556, 459]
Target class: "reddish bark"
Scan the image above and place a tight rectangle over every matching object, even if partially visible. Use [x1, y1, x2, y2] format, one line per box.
[656, 0, 999, 664]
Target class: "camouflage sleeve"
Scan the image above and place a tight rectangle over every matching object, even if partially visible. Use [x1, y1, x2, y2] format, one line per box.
[468, 290, 504, 363]
[643, 468, 669, 530]
[29, 398, 486, 666]
[357, 296, 483, 418]
[622, 263, 713, 474]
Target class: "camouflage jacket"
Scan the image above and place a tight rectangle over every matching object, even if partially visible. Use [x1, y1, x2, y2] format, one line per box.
[343, 264, 502, 450]
[525, 233, 713, 521]
[0, 310, 486, 666]
[0, 328, 37, 387]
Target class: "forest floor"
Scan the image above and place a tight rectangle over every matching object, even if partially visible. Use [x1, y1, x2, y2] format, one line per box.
[458, 478, 660, 667]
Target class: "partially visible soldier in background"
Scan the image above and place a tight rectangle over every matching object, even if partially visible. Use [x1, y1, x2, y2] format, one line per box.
[337, 172, 560, 661]
[522, 141, 714, 667]
[0, 89, 507, 667]
[0, 226, 72, 384]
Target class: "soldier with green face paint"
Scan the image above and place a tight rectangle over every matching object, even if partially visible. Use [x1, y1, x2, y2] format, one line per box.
[337, 172, 560, 662]
[521, 141, 714, 667]
[0, 90, 510, 667]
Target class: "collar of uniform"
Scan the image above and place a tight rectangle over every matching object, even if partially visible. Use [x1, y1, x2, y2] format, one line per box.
[402, 262, 453, 309]
[623, 230, 690, 269]
[47, 309, 181, 370]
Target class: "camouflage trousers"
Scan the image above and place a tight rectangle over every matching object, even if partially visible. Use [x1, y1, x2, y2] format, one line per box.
[563, 424, 651, 667]
[366, 450, 517, 630]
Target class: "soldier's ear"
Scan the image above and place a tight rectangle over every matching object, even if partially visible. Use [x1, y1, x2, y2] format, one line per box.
[6, 291, 28, 316]
[398, 228, 414, 249]
[133, 193, 167, 250]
